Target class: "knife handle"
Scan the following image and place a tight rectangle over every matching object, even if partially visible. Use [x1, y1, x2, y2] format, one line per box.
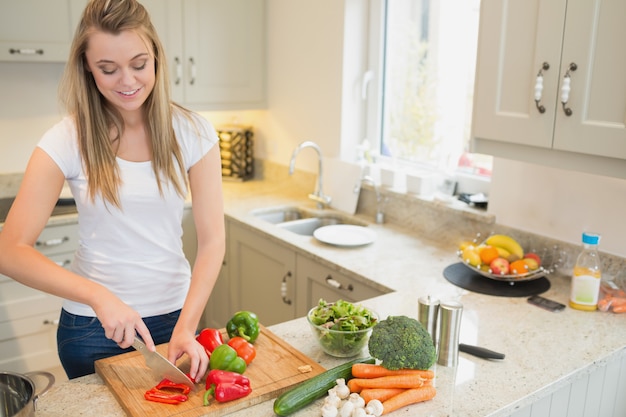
[459, 343, 505, 360]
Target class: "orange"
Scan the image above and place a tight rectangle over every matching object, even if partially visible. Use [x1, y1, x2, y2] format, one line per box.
[510, 260, 529, 275]
[479, 246, 499, 265]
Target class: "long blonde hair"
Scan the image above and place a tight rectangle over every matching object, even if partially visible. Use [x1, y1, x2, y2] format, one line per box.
[60, 0, 187, 207]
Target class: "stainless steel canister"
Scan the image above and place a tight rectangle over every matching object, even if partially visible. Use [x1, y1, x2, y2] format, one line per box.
[437, 301, 463, 367]
[417, 296, 440, 346]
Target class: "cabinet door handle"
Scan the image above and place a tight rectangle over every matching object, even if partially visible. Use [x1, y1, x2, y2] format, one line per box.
[10, 48, 44, 56]
[55, 259, 72, 268]
[561, 62, 577, 116]
[281, 271, 292, 305]
[189, 57, 196, 85]
[534, 62, 549, 114]
[36, 236, 69, 248]
[174, 56, 182, 85]
[325, 275, 354, 292]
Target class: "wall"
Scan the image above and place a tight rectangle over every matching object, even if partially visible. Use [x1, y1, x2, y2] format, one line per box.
[0, 0, 625, 259]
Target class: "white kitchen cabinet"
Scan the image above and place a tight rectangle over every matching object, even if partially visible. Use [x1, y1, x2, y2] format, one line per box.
[0, 0, 85, 62]
[228, 222, 296, 326]
[143, 0, 266, 110]
[202, 219, 232, 329]
[295, 255, 386, 317]
[0, 221, 78, 374]
[471, 0, 626, 178]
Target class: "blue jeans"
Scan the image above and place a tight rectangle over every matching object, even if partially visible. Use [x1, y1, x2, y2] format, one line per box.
[57, 308, 181, 379]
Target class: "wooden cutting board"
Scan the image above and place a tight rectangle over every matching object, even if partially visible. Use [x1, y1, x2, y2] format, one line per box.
[95, 326, 326, 417]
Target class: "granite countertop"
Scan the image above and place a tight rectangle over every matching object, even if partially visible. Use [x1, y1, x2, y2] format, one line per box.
[33, 174, 626, 417]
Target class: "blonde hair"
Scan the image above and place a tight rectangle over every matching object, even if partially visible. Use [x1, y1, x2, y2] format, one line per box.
[60, 0, 188, 207]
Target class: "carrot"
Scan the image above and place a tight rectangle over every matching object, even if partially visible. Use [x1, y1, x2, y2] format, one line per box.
[360, 388, 406, 403]
[350, 374, 425, 389]
[381, 386, 437, 415]
[347, 378, 362, 393]
[352, 364, 435, 380]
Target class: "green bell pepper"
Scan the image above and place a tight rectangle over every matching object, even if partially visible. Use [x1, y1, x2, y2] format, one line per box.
[209, 344, 247, 374]
[226, 311, 260, 343]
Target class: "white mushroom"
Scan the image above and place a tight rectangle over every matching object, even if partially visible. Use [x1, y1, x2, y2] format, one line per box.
[324, 389, 342, 409]
[352, 407, 367, 417]
[364, 399, 384, 417]
[340, 400, 355, 417]
[321, 403, 339, 417]
[348, 393, 365, 409]
[334, 378, 351, 400]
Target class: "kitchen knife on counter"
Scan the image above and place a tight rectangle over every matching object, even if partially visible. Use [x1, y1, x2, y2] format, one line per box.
[132, 337, 195, 390]
[459, 343, 505, 360]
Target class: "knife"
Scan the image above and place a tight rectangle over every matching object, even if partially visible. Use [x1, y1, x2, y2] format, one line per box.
[132, 337, 195, 390]
[459, 343, 505, 360]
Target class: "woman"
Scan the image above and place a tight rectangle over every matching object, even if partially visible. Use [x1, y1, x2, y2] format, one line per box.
[0, 0, 225, 380]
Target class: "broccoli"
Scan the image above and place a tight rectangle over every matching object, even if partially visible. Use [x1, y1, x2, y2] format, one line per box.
[367, 315, 436, 370]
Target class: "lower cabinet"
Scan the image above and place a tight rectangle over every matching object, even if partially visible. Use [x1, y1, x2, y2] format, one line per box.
[226, 221, 388, 327]
[202, 220, 232, 329]
[0, 221, 78, 374]
[295, 256, 386, 317]
[228, 222, 296, 326]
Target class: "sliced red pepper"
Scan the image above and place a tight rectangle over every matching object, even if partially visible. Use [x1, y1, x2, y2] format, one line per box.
[206, 369, 250, 390]
[144, 387, 188, 404]
[227, 336, 257, 365]
[196, 328, 224, 356]
[155, 378, 191, 395]
[203, 382, 252, 405]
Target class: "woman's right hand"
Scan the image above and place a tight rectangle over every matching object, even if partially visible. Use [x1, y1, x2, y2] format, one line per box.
[92, 290, 155, 351]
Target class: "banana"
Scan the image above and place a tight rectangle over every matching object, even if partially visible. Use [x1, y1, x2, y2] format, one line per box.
[494, 246, 511, 259]
[485, 234, 524, 260]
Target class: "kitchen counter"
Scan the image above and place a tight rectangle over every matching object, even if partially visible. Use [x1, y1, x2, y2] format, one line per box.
[33, 170, 626, 416]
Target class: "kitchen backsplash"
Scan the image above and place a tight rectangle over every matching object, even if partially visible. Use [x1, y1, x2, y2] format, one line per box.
[2, 162, 624, 281]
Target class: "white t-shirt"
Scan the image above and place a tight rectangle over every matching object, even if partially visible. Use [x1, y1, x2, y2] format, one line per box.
[37, 110, 217, 317]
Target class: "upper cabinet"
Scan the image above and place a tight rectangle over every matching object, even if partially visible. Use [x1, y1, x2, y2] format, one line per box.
[0, 0, 85, 62]
[143, 0, 266, 110]
[471, 0, 626, 178]
[1, 0, 266, 110]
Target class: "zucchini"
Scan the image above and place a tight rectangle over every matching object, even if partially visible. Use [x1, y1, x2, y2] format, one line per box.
[273, 356, 375, 416]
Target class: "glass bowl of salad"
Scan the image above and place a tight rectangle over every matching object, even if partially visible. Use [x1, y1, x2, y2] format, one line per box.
[307, 299, 378, 358]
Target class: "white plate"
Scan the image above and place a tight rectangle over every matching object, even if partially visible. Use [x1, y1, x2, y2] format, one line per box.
[313, 225, 376, 247]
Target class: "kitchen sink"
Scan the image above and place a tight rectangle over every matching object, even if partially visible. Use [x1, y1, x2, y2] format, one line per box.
[250, 206, 367, 236]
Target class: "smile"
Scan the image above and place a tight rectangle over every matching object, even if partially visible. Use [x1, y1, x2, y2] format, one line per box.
[118, 88, 140, 96]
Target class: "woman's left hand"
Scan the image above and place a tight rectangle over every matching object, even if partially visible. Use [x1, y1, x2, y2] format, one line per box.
[167, 329, 209, 382]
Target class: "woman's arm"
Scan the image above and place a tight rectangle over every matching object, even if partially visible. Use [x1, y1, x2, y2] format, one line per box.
[0, 148, 155, 351]
[168, 143, 226, 381]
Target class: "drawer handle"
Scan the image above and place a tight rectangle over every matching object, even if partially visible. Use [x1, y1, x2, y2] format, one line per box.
[281, 271, 292, 305]
[43, 319, 59, 326]
[36, 236, 69, 248]
[561, 62, 577, 116]
[56, 259, 72, 268]
[10, 48, 44, 56]
[325, 275, 354, 292]
[534, 62, 549, 114]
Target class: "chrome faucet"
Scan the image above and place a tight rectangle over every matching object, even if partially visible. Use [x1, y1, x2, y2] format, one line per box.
[356, 175, 386, 224]
[288, 141, 332, 209]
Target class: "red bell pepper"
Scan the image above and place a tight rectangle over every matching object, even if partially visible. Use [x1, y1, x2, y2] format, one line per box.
[203, 369, 252, 406]
[144, 387, 188, 405]
[155, 378, 192, 395]
[206, 369, 250, 390]
[196, 328, 223, 356]
[227, 336, 257, 365]
[203, 383, 251, 405]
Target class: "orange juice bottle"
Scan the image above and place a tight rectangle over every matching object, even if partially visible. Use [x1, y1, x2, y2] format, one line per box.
[569, 232, 602, 311]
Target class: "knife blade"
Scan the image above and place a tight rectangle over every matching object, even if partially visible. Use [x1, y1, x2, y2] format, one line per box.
[132, 337, 195, 390]
[459, 343, 505, 360]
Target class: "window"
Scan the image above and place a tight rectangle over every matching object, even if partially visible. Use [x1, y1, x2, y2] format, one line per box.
[367, 0, 491, 177]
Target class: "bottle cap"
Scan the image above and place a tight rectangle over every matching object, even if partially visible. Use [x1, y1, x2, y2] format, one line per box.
[582, 232, 600, 245]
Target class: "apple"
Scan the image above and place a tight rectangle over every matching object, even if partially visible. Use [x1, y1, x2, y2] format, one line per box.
[490, 257, 510, 275]
[524, 252, 542, 267]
